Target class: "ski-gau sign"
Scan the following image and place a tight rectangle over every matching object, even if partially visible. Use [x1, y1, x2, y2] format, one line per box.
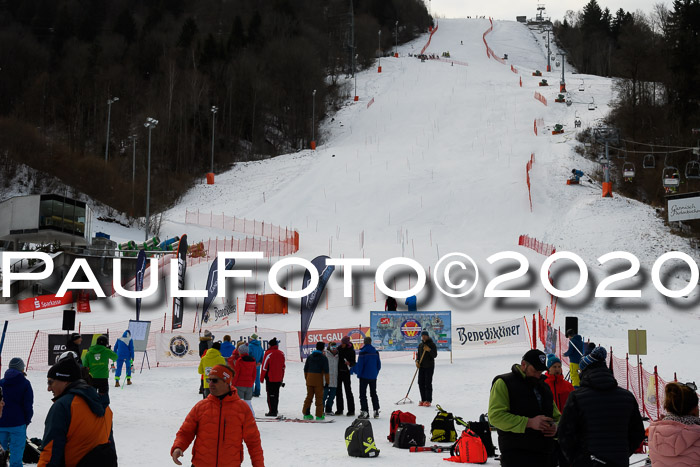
[668, 192, 700, 222]
[453, 317, 527, 349]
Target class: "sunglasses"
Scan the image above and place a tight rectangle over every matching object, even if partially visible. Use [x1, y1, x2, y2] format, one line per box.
[47, 379, 56, 386]
[206, 378, 221, 384]
[684, 381, 698, 391]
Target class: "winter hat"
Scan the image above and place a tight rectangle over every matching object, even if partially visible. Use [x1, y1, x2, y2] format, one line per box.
[96, 335, 108, 346]
[250, 333, 259, 340]
[316, 342, 325, 351]
[48, 357, 81, 382]
[69, 333, 81, 342]
[579, 346, 607, 372]
[546, 354, 561, 369]
[203, 330, 213, 339]
[522, 349, 548, 372]
[268, 338, 279, 347]
[8, 358, 24, 373]
[208, 365, 234, 385]
[238, 344, 249, 355]
[421, 330, 429, 337]
[212, 341, 221, 351]
[341, 336, 351, 346]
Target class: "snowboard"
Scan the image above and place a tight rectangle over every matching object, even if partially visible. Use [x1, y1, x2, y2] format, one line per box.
[255, 415, 336, 423]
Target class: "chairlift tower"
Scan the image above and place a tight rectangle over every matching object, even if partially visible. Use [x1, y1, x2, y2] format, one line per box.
[546, 29, 551, 72]
[594, 127, 620, 198]
[558, 52, 566, 92]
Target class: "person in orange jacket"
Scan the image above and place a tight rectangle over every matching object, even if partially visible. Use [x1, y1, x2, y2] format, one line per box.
[171, 364, 264, 467]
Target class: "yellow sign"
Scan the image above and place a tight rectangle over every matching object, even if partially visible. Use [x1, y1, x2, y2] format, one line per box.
[628, 329, 647, 355]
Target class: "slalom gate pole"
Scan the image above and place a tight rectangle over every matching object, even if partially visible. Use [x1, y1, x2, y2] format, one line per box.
[0, 321, 8, 373]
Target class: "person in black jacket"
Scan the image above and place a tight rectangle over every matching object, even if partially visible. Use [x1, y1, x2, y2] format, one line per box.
[558, 346, 645, 466]
[417, 331, 438, 407]
[335, 336, 356, 416]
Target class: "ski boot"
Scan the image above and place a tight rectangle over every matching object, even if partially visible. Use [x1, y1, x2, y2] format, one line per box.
[373, 410, 380, 419]
[127, 378, 132, 385]
[303, 414, 314, 421]
[358, 411, 369, 419]
[316, 415, 325, 421]
[115, 380, 120, 388]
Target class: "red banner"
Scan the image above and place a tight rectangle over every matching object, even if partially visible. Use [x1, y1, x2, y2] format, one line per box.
[77, 291, 91, 313]
[298, 326, 369, 354]
[18, 292, 73, 314]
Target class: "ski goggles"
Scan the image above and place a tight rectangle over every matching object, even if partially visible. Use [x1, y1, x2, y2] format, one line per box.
[684, 381, 697, 391]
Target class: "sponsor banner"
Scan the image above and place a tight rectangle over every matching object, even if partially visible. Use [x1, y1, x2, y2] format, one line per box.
[453, 317, 527, 349]
[171, 234, 188, 330]
[77, 291, 91, 313]
[545, 324, 557, 355]
[156, 332, 201, 363]
[18, 292, 73, 314]
[202, 303, 235, 325]
[299, 256, 335, 359]
[298, 327, 369, 358]
[47, 333, 99, 365]
[227, 329, 287, 354]
[668, 192, 700, 222]
[370, 311, 452, 351]
[200, 257, 235, 329]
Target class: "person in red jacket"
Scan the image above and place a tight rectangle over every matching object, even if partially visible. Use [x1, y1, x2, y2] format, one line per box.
[230, 344, 256, 416]
[260, 338, 285, 417]
[544, 354, 574, 412]
[545, 353, 574, 467]
[171, 365, 264, 467]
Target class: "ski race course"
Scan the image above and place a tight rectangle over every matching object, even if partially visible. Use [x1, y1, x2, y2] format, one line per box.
[2, 18, 698, 465]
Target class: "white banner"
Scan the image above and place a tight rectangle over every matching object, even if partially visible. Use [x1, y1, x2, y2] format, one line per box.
[226, 328, 287, 355]
[156, 333, 201, 363]
[668, 194, 700, 222]
[452, 317, 527, 349]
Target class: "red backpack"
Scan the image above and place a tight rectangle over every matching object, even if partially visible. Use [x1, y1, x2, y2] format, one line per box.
[388, 410, 417, 442]
[443, 429, 487, 464]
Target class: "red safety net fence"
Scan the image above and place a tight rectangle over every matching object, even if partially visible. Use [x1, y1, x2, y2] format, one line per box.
[482, 18, 507, 65]
[420, 22, 439, 55]
[184, 209, 299, 257]
[511, 65, 518, 74]
[532, 319, 688, 421]
[534, 92, 548, 106]
[518, 235, 556, 257]
[534, 118, 544, 136]
[526, 154, 535, 212]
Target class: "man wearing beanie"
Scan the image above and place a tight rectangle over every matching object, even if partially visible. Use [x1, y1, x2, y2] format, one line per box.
[260, 338, 285, 417]
[558, 346, 645, 466]
[82, 335, 118, 407]
[0, 358, 33, 467]
[488, 349, 560, 466]
[40, 357, 117, 466]
[302, 341, 330, 420]
[417, 330, 438, 407]
[335, 335, 356, 416]
[171, 365, 264, 467]
[198, 341, 226, 399]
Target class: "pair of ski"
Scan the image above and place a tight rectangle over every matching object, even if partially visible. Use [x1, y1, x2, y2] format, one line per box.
[409, 445, 447, 453]
[255, 415, 335, 423]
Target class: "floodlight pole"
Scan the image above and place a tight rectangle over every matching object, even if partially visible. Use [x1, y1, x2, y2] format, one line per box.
[105, 97, 119, 162]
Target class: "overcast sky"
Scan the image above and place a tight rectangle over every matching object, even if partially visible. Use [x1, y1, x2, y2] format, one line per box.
[429, 0, 669, 23]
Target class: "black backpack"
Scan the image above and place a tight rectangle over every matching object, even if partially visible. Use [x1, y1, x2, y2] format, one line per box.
[23, 438, 42, 464]
[345, 419, 380, 458]
[455, 414, 496, 458]
[393, 423, 426, 449]
[431, 405, 457, 442]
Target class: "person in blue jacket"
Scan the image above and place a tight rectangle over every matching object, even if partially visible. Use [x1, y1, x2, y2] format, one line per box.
[405, 295, 417, 312]
[220, 335, 234, 359]
[350, 336, 381, 419]
[248, 334, 264, 397]
[114, 330, 135, 387]
[571, 169, 584, 183]
[563, 329, 584, 388]
[0, 358, 33, 467]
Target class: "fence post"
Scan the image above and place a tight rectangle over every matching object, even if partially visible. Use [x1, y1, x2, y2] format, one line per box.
[640, 359, 647, 418]
[532, 314, 536, 349]
[26, 330, 40, 371]
[654, 365, 660, 419]
[626, 353, 630, 390]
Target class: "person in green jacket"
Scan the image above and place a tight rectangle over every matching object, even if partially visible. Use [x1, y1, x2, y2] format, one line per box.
[82, 335, 118, 406]
[198, 342, 226, 398]
[488, 349, 560, 467]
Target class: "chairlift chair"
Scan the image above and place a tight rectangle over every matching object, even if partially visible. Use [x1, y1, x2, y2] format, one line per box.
[588, 97, 596, 111]
[623, 162, 636, 180]
[556, 60, 561, 67]
[579, 80, 585, 92]
[662, 167, 681, 188]
[643, 154, 655, 169]
[685, 159, 700, 179]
